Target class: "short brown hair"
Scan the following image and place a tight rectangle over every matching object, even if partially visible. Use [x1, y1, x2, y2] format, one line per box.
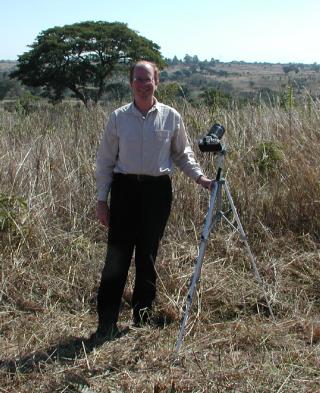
[130, 61, 160, 85]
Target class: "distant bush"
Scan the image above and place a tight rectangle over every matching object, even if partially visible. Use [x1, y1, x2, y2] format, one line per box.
[282, 64, 300, 74]
[156, 82, 190, 103]
[0, 193, 29, 245]
[0, 74, 24, 100]
[254, 141, 284, 178]
[15, 92, 41, 114]
[199, 87, 232, 110]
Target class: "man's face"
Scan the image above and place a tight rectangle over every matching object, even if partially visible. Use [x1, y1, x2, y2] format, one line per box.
[131, 64, 157, 101]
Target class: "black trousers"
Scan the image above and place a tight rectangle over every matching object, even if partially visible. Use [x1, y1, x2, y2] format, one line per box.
[97, 174, 172, 327]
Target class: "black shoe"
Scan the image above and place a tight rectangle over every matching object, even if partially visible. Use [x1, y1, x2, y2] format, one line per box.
[89, 324, 120, 345]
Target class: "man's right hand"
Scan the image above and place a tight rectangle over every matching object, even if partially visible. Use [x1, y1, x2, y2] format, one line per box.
[96, 201, 110, 227]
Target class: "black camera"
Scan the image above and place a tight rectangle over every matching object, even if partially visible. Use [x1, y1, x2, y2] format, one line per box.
[198, 123, 225, 153]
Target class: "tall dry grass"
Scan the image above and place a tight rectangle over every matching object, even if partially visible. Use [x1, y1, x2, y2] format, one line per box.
[0, 99, 320, 392]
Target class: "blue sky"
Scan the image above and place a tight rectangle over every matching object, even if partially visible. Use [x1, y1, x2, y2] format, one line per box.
[1, 0, 319, 63]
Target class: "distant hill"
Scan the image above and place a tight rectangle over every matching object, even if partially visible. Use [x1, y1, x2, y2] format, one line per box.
[1, 59, 320, 103]
[161, 61, 320, 102]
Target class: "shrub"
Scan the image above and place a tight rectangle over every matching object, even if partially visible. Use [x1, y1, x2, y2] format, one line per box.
[0, 193, 29, 244]
[254, 141, 284, 177]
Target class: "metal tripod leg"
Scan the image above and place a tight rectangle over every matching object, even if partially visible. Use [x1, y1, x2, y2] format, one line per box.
[175, 180, 224, 353]
[222, 179, 275, 320]
[175, 178, 274, 354]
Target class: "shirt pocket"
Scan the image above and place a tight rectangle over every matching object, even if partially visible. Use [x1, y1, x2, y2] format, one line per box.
[155, 129, 172, 143]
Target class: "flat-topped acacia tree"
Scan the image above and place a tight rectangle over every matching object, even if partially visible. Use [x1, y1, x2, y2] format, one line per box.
[10, 21, 165, 106]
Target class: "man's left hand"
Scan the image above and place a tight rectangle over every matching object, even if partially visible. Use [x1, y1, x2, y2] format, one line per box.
[197, 175, 214, 190]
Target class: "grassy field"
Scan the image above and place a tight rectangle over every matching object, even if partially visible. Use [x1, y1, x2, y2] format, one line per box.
[0, 97, 320, 392]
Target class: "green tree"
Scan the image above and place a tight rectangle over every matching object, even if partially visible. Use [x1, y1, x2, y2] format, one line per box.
[10, 21, 165, 106]
[192, 55, 199, 64]
[184, 54, 193, 65]
[172, 55, 181, 65]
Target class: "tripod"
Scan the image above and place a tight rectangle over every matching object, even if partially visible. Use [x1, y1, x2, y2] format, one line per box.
[175, 150, 274, 353]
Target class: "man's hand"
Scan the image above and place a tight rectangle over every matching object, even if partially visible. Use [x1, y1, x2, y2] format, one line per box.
[96, 201, 110, 227]
[196, 175, 214, 190]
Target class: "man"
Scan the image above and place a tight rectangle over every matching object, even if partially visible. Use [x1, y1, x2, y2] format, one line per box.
[94, 60, 212, 341]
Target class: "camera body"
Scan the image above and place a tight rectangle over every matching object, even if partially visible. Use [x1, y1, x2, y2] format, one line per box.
[198, 123, 225, 153]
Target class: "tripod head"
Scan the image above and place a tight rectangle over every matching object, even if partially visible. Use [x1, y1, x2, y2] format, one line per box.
[198, 123, 227, 181]
[198, 123, 226, 153]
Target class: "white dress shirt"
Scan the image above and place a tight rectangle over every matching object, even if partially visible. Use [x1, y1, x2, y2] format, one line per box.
[96, 100, 203, 201]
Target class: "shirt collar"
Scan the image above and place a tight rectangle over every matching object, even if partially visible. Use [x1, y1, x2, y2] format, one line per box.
[129, 98, 160, 116]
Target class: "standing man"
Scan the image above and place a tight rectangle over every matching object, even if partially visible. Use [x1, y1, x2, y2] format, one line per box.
[94, 60, 211, 341]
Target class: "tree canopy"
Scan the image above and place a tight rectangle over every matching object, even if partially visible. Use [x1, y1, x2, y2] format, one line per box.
[10, 21, 165, 106]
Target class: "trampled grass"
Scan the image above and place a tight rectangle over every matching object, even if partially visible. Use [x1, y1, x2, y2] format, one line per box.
[0, 99, 319, 392]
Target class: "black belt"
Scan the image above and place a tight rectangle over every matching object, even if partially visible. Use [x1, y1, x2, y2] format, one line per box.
[113, 173, 169, 182]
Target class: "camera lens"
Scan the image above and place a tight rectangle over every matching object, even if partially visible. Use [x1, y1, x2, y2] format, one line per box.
[208, 124, 225, 139]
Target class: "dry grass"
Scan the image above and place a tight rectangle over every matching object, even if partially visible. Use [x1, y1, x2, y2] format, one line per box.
[0, 99, 320, 392]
